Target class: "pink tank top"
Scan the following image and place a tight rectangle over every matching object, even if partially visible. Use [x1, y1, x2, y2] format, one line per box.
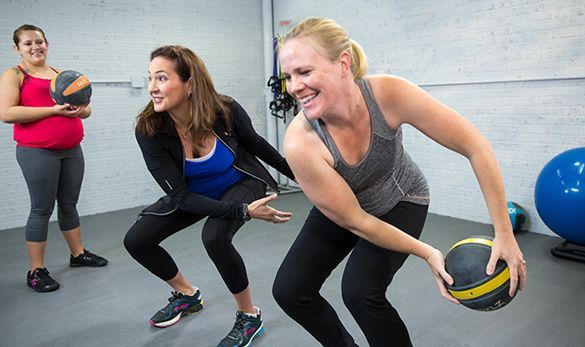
[14, 65, 84, 150]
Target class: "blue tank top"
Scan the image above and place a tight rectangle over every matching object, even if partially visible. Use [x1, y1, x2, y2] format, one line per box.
[308, 78, 430, 216]
[185, 138, 245, 199]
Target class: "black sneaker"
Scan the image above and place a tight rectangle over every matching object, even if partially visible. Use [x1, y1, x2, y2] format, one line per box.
[218, 307, 264, 347]
[149, 290, 204, 328]
[70, 249, 108, 267]
[27, 268, 60, 292]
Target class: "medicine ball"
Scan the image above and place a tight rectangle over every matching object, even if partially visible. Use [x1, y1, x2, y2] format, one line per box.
[507, 201, 527, 233]
[445, 236, 515, 311]
[50, 70, 92, 106]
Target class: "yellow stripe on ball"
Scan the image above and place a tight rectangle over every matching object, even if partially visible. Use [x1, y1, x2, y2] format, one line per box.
[448, 267, 510, 300]
[449, 237, 493, 252]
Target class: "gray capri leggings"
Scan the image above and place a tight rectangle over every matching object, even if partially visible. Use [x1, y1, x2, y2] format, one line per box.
[16, 145, 84, 242]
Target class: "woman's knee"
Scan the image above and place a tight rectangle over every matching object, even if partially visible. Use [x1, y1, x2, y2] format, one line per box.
[272, 271, 312, 312]
[29, 204, 55, 220]
[123, 223, 150, 256]
[272, 276, 296, 310]
[25, 206, 54, 242]
[122, 229, 136, 255]
[57, 201, 78, 218]
[201, 225, 231, 255]
[342, 278, 373, 310]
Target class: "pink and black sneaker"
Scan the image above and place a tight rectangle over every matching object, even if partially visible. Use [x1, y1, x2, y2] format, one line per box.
[27, 268, 60, 292]
[149, 290, 203, 328]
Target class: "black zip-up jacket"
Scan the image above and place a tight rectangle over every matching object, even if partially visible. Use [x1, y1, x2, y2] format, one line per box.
[136, 99, 295, 220]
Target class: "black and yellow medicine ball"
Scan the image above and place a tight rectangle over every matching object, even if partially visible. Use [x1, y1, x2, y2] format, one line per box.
[445, 236, 515, 312]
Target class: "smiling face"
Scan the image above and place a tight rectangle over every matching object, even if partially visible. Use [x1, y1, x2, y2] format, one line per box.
[147, 56, 192, 116]
[14, 30, 48, 66]
[279, 37, 349, 120]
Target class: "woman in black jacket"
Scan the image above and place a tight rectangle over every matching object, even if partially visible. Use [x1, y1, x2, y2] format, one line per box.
[124, 45, 294, 347]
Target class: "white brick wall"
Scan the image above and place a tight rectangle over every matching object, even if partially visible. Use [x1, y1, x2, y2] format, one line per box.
[273, 0, 585, 236]
[1, 0, 583, 238]
[0, 0, 266, 230]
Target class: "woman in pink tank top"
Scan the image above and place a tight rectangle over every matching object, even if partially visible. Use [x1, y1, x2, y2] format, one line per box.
[0, 24, 108, 293]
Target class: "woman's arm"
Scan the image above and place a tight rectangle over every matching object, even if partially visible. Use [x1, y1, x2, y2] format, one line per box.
[0, 68, 88, 123]
[284, 114, 457, 302]
[374, 75, 526, 295]
[230, 100, 295, 180]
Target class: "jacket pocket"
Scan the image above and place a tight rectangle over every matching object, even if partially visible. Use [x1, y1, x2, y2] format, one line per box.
[140, 196, 178, 216]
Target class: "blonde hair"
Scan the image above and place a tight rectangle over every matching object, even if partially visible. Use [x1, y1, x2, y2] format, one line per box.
[136, 45, 232, 145]
[284, 17, 368, 79]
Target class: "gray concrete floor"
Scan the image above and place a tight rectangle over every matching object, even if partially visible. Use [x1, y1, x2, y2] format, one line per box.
[1, 192, 584, 347]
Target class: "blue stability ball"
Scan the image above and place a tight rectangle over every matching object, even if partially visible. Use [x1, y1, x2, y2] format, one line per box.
[534, 147, 585, 245]
[507, 201, 527, 233]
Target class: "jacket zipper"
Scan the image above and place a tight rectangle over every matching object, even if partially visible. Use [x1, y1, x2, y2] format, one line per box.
[213, 130, 276, 191]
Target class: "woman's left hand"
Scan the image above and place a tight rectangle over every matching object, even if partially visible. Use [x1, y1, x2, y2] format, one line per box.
[487, 232, 526, 297]
[68, 104, 90, 118]
[56, 103, 90, 118]
[248, 194, 293, 223]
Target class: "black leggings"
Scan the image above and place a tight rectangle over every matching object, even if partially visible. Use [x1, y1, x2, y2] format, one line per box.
[272, 201, 429, 347]
[124, 177, 265, 294]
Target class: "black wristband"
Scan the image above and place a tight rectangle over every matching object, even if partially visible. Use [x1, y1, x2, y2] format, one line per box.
[242, 203, 251, 221]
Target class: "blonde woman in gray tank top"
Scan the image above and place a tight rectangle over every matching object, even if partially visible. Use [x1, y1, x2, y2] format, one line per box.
[273, 17, 526, 347]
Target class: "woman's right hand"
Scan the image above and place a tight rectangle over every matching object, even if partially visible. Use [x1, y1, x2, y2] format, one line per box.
[425, 247, 460, 304]
[248, 194, 293, 224]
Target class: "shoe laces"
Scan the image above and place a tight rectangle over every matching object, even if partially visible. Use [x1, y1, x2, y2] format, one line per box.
[226, 314, 246, 340]
[161, 291, 183, 312]
[168, 291, 182, 302]
[33, 268, 53, 283]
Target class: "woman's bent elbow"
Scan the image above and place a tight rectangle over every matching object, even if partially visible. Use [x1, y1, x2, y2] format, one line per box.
[0, 113, 15, 124]
[331, 214, 363, 235]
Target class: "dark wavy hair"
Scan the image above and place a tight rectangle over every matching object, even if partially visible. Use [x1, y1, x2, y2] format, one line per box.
[136, 45, 232, 145]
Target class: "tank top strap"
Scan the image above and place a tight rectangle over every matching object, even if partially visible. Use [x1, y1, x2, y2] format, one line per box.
[16, 65, 27, 74]
[307, 118, 342, 167]
[356, 78, 399, 138]
[16, 65, 31, 88]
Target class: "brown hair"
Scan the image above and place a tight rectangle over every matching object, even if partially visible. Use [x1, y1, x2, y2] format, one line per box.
[13, 24, 48, 45]
[136, 45, 232, 145]
[283, 17, 368, 79]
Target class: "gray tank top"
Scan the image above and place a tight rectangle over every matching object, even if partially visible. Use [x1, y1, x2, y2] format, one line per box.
[308, 78, 430, 216]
